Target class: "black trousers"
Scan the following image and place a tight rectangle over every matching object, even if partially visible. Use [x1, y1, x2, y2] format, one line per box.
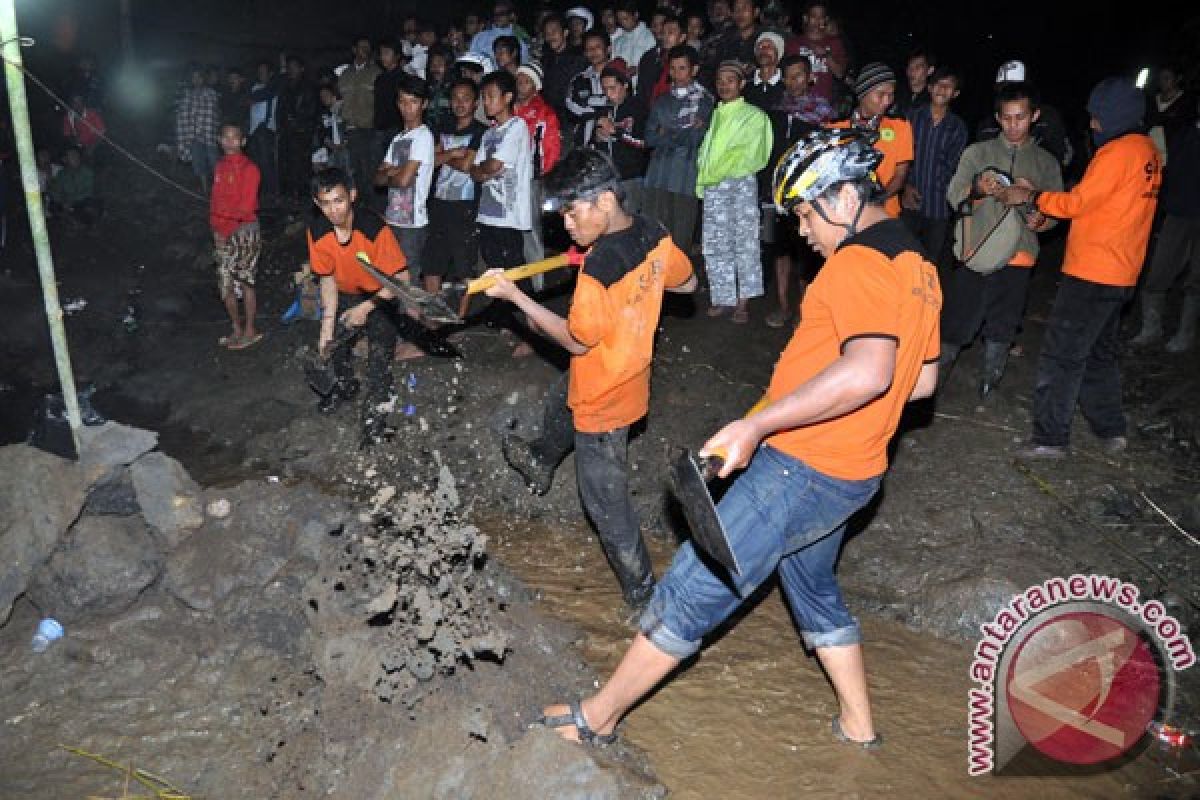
[901, 210, 951, 267]
[332, 293, 398, 415]
[1032, 274, 1132, 446]
[941, 264, 1033, 348]
[531, 373, 654, 603]
[247, 127, 279, 198]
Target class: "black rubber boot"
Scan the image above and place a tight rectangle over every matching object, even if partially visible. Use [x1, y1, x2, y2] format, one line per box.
[935, 342, 960, 393]
[316, 378, 360, 415]
[979, 339, 1009, 398]
[501, 433, 556, 495]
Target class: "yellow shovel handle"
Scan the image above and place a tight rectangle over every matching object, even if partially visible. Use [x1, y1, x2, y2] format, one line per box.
[706, 395, 771, 463]
[466, 254, 572, 295]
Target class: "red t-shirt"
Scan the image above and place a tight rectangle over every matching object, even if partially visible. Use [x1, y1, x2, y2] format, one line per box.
[209, 153, 260, 237]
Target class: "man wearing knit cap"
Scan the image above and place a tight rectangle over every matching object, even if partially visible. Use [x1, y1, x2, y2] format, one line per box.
[997, 76, 1162, 459]
[745, 31, 785, 110]
[829, 62, 913, 218]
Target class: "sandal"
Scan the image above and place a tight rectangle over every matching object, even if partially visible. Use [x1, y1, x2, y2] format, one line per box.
[537, 700, 617, 747]
[731, 309, 749, 325]
[228, 332, 264, 350]
[218, 334, 240, 348]
[831, 716, 883, 750]
[706, 305, 731, 318]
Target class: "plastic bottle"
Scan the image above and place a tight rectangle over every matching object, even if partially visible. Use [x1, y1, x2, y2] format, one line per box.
[31, 618, 64, 653]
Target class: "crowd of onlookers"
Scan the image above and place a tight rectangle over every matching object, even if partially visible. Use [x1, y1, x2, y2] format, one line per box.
[3, 0, 1196, 356]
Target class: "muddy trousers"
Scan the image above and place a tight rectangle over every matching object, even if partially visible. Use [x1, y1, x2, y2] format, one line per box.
[332, 293, 398, 420]
[531, 374, 655, 605]
[1031, 275, 1132, 447]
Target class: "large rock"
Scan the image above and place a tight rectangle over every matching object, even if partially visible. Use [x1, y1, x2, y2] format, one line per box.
[26, 514, 164, 622]
[130, 451, 204, 549]
[0, 445, 88, 624]
[164, 503, 294, 612]
[76, 422, 158, 484]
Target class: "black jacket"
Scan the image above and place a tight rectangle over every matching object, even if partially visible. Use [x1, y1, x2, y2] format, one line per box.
[592, 95, 648, 180]
[542, 43, 588, 122]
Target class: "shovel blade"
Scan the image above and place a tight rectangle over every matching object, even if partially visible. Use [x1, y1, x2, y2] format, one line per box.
[356, 254, 463, 324]
[668, 447, 742, 576]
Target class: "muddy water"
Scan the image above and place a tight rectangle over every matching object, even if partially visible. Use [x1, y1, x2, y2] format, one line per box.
[487, 514, 1191, 799]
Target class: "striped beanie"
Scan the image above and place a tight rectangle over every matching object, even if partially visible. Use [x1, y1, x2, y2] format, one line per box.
[854, 62, 896, 99]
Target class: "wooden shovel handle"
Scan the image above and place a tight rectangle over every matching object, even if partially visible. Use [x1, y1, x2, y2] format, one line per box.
[463, 248, 585, 296]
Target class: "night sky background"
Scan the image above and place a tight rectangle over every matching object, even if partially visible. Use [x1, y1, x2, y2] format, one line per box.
[7, 0, 1199, 163]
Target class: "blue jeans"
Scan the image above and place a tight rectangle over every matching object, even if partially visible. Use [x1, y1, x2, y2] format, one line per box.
[641, 445, 880, 659]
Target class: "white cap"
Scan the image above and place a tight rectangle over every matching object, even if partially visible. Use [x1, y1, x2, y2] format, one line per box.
[996, 60, 1026, 83]
[566, 6, 595, 31]
[456, 52, 497, 74]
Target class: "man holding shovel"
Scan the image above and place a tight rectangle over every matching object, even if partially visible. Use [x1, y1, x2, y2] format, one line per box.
[307, 167, 408, 444]
[484, 148, 697, 615]
[536, 130, 940, 749]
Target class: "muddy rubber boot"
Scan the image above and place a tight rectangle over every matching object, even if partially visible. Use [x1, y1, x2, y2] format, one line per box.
[935, 343, 960, 393]
[979, 339, 1010, 399]
[1130, 291, 1165, 347]
[501, 434, 556, 495]
[316, 378, 361, 415]
[1166, 294, 1199, 353]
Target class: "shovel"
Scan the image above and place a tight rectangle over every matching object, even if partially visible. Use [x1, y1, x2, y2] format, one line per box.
[668, 397, 770, 576]
[355, 250, 583, 326]
[303, 325, 358, 397]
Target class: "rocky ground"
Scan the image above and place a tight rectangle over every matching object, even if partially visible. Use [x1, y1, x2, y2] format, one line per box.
[0, 130, 1198, 796]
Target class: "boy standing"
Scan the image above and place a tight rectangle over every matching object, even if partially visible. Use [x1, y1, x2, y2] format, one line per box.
[940, 82, 1061, 398]
[696, 60, 772, 322]
[900, 66, 967, 266]
[643, 44, 713, 251]
[470, 70, 533, 279]
[488, 148, 697, 612]
[376, 74, 436, 286]
[424, 80, 487, 297]
[176, 64, 220, 194]
[211, 123, 263, 350]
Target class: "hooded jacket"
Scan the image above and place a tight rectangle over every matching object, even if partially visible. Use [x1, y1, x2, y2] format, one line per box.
[695, 96, 772, 197]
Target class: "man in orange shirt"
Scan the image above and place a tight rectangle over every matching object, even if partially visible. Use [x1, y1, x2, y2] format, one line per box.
[307, 167, 409, 443]
[829, 62, 913, 217]
[536, 130, 940, 749]
[998, 77, 1162, 458]
[485, 149, 697, 613]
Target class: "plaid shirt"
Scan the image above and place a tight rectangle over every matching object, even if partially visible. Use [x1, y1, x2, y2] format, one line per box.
[176, 86, 220, 158]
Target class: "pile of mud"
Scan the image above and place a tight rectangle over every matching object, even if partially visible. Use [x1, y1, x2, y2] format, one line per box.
[0, 424, 663, 799]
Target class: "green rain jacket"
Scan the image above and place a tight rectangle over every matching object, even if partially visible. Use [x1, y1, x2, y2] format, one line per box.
[695, 96, 773, 198]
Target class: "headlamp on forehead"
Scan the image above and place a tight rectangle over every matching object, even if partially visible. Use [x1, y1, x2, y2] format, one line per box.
[543, 180, 622, 213]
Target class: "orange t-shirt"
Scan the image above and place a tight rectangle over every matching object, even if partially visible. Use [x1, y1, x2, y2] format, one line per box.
[765, 219, 941, 480]
[567, 216, 694, 433]
[1036, 133, 1162, 287]
[306, 211, 407, 295]
[829, 116, 914, 218]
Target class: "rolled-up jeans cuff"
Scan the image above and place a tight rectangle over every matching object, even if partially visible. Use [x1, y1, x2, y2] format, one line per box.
[801, 622, 862, 650]
[639, 613, 700, 661]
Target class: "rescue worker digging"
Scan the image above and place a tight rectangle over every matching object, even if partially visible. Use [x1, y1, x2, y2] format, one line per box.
[536, 130, 941, 750]
[485, 149, 698, 616]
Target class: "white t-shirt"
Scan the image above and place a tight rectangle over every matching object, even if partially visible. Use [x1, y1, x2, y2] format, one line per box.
[474, 115, 532, 230]
[383, 125, 435, 228]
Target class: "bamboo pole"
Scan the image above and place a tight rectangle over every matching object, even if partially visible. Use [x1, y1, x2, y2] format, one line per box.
[1, 0, 84, 455]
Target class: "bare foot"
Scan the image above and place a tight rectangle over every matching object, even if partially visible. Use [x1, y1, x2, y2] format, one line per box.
[706, 305, 731, 318]
[512, 341, 535, 358]
[394, 341, 426, 361]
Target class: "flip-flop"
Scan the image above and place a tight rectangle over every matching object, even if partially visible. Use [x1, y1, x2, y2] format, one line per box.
[218, 334, 239, 348]
[831, 716, 883, 750]
[228, 332, 264, 350]
[536, 700, 617, 747]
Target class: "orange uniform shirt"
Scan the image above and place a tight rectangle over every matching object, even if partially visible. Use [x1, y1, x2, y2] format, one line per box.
[306, 211, 407, 295]
[765, 220, 941, 480]
[829, 117, 914, 218]
[1036, 133, 1162, 287]
[567, 216, 694, 433]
